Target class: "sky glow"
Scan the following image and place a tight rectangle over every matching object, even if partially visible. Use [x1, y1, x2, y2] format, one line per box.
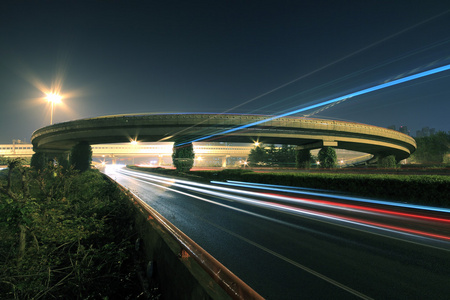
[1, 2, 449, 142]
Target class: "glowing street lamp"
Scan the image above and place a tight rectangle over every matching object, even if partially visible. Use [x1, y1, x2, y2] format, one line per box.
[46, 93, 62, 125]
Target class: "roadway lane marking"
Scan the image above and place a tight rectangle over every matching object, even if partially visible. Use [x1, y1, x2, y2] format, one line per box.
[205, 221, 374, 300]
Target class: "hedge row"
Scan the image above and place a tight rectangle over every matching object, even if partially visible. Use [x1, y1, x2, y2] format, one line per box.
[190, 170, 450, 208]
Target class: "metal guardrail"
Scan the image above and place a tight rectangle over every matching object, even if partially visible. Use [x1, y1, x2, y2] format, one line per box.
[104, 174, 264, 300]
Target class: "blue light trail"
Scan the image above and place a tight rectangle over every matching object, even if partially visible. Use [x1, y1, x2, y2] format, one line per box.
[177, 63, 450, 146]
[213, 180, 450, 214]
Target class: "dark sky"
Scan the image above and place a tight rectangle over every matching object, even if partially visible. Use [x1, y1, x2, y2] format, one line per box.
[1, 0, 449, 143]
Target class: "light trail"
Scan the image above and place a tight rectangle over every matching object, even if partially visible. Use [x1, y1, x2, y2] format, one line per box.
[116, 168, 450, 244]
[270, 201, 450, 242]
[164, 10, 450, 143]
[216, 180, 450, 214]
[115, 170, 373, 298]
[177, 63, 450, 146]
[269, 195, 450, 224]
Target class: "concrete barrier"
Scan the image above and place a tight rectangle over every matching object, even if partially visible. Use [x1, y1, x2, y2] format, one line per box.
[104, 174, 263, 300]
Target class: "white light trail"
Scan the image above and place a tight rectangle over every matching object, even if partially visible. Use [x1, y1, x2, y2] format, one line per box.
[115, 169, 450, 248]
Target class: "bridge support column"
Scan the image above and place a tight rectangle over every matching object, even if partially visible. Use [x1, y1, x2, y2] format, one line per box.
[221, 155, 230, 168]
[158, 154, 163, 166]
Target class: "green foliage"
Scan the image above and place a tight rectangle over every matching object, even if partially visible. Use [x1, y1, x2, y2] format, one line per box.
[0, 167, 140, 299]
[273, 144, 296, 166]
[172, 143, 195, 172]
[411, 132, 450, 163]
[53, 152, 69, 170]
[30, 151, 48, 171]
[295, 149, 311, 169]
[249, 144, 296, 167]
[378, 155, 398, 168]
[248, 145, 267, 166]
[318, 147, 337, 168]
[0, 156, 9, 165]
[214, 168, 253, 180]
[69, 141, 93, 172]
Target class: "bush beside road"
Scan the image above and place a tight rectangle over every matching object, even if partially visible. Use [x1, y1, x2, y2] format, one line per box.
[0, 163, 148, 299]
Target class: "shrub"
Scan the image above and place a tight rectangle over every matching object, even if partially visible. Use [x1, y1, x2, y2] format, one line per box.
[296, 149, 311, 168]
[30, 151, 48, 171]
[69, 141, 92, 172]
[172, 143, 195, 172]
[378, 155, 397, 168]
[318, 147, 337, 168]
[0, 168, 140, 299]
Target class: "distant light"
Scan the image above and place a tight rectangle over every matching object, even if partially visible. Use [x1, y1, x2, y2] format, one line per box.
[197, 156, 203, 161]
[45, 93, 62, 125]
[317, 161, 320, 165]
[130, 140, 138, 145]
[254, 141, 260, 147]
[46, 93, 62, 103]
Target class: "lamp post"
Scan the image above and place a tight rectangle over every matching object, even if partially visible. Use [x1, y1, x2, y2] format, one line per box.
[46, 93, 61, 125]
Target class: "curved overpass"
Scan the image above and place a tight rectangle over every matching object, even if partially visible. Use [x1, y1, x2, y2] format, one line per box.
[31, 113, 416, 160]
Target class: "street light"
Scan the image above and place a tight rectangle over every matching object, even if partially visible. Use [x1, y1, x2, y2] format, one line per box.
[46, 93, 62, 125]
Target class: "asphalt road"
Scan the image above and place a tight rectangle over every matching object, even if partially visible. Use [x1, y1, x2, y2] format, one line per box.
[103, 166, 450, 299]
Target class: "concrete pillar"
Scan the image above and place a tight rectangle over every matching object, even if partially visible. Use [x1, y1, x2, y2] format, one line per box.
[158, 154, 163, 166]
[221, 155, 230, 168]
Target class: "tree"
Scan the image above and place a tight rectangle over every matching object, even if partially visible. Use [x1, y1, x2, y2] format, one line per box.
[276, 144, 296, 167]
[318, 147, 337, 168]
[378, 155, 397, 168]
[411, 132, 450, 163]
[172, 143, 195, 172]
[30, 151, 48, 171]
[53, 152, 69, 170]
[69, 141, 92, 172]
[248, 145, 267, 166]
[296, 149, 311, 169]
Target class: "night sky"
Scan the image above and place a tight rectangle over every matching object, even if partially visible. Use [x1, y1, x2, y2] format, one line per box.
[1, 0, 449, 143]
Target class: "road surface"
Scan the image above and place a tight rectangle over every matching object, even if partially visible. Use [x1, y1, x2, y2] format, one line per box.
[103, 166, 450, 299]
